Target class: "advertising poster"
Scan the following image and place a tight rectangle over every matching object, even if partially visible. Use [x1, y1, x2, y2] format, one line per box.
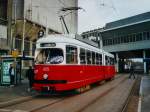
[1, 59, 14, 84]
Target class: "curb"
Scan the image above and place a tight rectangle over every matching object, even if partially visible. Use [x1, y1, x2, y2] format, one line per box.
[0, 96, 35, 108]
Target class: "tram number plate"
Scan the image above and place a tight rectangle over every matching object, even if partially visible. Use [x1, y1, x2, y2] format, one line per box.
[42, 86, 50, 91]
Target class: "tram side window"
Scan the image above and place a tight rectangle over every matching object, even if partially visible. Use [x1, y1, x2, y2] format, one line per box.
[80, 48, 86, 64]
[96, 53, 102, 65]
[98, 54, 102, 65]
[110, 58, 114, 65]
[105, 56, 110, 65]
[66, 45, 78, 64]
[86, 50, 92, 64]
[96, 53, 99, 65]
[92, 52, 95, 65]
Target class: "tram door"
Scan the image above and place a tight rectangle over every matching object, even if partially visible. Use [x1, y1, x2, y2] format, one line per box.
[1, 59, 15, 85]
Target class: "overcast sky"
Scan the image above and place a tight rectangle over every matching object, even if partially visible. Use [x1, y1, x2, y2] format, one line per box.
[78, 0, 150, 34]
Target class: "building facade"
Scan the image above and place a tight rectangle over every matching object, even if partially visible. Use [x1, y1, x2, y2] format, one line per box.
[81, 12, 150, 74]
[0, 0, 78, 57]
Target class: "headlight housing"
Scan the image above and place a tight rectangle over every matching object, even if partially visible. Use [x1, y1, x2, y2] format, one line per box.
[43, 74, 48, 79]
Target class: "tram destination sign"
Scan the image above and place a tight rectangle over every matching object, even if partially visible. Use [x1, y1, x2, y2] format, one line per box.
[40, 43, 56, 47]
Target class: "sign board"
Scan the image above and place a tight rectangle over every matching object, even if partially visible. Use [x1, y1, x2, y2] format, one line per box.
[1, 59, 14, 84]
[12, 49, 19, 58]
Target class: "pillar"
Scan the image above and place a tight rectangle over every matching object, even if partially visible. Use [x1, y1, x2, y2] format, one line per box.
[143, 50, 147, 74]
[115, 53, 119, 73]
[7, 0, 13, 50]
[29, 41, 33, 56]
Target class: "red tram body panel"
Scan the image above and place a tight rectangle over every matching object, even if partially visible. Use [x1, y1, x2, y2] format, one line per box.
[33, 34, 116, 92]
[33, 65, 115, 91]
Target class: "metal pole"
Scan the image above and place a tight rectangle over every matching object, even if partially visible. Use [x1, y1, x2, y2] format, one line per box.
[21, 1, 26, 82]
[22, 19, 25, 54]
[60, 16, 69, 34]
[14, 3, 16, 24]
[45, 16, 48, 36]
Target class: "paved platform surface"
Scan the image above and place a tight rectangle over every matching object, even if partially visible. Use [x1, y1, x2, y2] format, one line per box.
[140, 75, 150, 112]
[0, 79, 36, 107]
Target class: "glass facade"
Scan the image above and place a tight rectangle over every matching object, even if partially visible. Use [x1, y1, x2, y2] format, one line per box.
[103, 31, 150, 46]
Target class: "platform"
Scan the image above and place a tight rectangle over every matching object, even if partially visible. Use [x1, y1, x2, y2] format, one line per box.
[0, 79, 36, 108]
[140, 75, 150, 112]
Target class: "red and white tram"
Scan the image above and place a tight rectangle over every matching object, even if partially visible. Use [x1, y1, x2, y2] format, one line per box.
[33, 34, 116, 92]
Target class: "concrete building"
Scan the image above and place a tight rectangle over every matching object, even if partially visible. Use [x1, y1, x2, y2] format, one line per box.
[81, 12, 150, 74]
[0, 0, 78, 57]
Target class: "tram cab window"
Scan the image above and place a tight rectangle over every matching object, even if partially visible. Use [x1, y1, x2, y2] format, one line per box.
[66, 45, 78, 64]
[80, 48, 86, 64]
[86, 50, 92, 64]
[35, 48, 63, 64]
[92, 52, 95, 65]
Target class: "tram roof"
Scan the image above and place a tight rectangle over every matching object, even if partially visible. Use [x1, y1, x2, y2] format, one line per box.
[37, 34, 114, 57]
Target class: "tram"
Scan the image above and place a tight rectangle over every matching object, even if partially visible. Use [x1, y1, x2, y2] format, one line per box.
[33, 34, 116, 92]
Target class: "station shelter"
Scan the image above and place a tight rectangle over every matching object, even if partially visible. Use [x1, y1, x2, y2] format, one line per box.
[0, 55, 34, 85]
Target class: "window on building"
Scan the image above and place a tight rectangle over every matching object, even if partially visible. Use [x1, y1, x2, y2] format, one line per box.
[103, 40, 107, 46]
[32, 42, 36, 56]
[112, 38, 115, 45]
[66, 45, 78, 64]
[143, 32, 147, 40]
[133, 34, 136, 42]
[126, 35, 130, 43]
[124, 36, 128, 43]
[136, 33, 142, 41]
[15, 37, 22, 54]
[80, 48, 86, 64]
[121, 36, 124, 43]
[147, 31, 150, 40]
[108, 39, 112, 45]
[114, 38, 118, 44]
[129, 35, 133, 42]
[24, 40, 30, 56]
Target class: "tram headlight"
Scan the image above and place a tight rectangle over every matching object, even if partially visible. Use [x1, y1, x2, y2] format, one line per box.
[34, 69, 38, 74]
[43, 74, 48, 79]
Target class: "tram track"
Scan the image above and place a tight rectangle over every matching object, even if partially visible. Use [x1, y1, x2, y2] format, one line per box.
[77, 77, 135, 112]
[76, 76, 128, 112]
[0, 75, 129, 112]
[0, 96, 65, 112]
[31, 75, 128, 112]
[120, 76, 141, 112]
[120, 79, 137, 112]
